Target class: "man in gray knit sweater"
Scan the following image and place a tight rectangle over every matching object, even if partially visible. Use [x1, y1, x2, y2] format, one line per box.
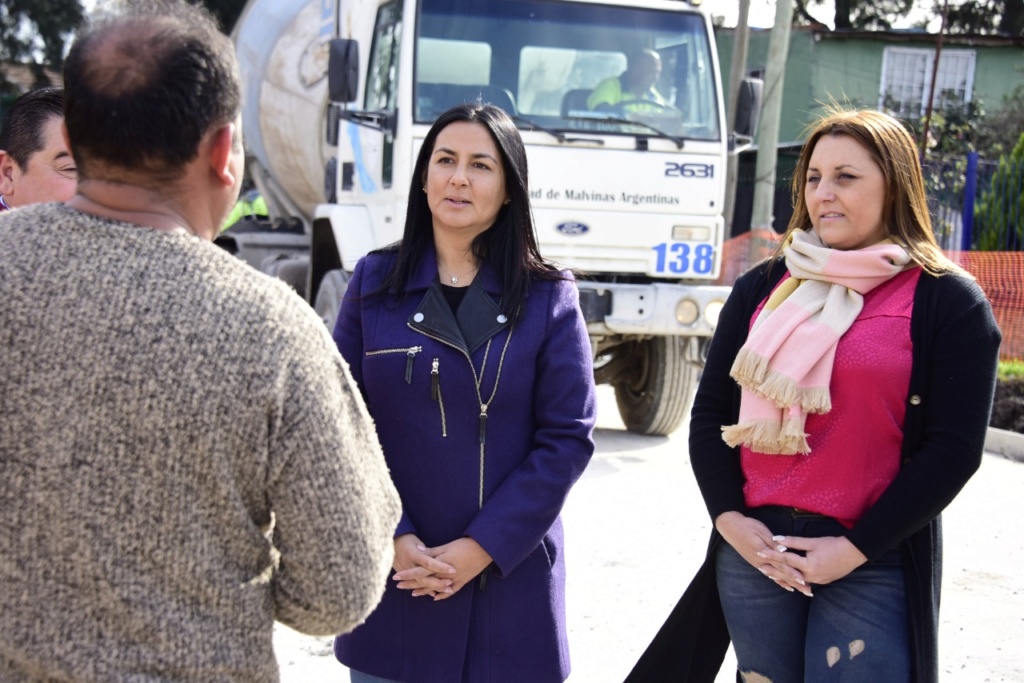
[0, 2, 401, 681]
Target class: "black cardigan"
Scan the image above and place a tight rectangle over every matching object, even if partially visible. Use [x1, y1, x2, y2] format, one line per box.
[626, 259, 1001, 683]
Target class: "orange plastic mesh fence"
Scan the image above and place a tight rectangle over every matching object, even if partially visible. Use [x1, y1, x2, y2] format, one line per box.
[948, 251, 1024, 362]
[714, 229, 782, 287]
[716, 232, 1023, 361]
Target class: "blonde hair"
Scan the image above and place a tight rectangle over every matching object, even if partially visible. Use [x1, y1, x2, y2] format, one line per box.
[777, 106, 966, 276]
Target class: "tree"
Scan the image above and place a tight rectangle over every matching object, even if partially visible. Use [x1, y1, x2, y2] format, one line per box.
[976, 84, 1024, 158]
[0, 0, 247, 95]
[941, 0, 1024, 36]
[0, 0, 83, 74]
[908, 95, 986, 155]
[794, 0, 916, 30]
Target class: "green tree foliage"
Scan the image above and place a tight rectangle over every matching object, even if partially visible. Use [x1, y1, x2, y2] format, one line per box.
[976, 85, 1024, 158]
[0, 0, 244, 95]
[888, 85, 1023, 161]
[974, 131, 1024, 250]
[0, 0, 83, 69]
[941, 0, 1024, 37]
[914, 97, 986, 155]
[794, 0, 916, 30]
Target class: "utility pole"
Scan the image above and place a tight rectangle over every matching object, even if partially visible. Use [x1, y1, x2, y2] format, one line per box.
[723, 0, 752, 235]
[920, 0, 949, 161]
[750, 0, 794, 234]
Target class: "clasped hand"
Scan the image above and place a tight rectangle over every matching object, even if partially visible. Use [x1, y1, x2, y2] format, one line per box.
[714, 511, 868, 597]
[391, 534, 493, 601]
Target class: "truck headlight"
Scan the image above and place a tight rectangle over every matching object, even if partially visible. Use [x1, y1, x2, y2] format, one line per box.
[675, 298, 699, 325]
[704, 300, 725, 328]
[672, 226, 711, 241]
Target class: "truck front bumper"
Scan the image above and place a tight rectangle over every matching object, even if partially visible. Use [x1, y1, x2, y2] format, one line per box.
[577, 281, 732, 337]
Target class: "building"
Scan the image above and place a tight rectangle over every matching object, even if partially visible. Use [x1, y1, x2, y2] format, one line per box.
[715, 26, 1024, 144]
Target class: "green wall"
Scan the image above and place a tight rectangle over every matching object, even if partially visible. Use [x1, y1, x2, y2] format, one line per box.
[715, 26, 1024, 144]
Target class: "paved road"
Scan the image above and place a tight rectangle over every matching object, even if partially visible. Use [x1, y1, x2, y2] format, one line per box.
[275, 386, 1024, 682]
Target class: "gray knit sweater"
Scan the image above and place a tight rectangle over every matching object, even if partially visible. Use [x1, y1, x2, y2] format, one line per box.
[0, 204, 401, 682]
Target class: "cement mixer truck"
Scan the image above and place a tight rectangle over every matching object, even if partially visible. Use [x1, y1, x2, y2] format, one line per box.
[223, 0, 760, 436]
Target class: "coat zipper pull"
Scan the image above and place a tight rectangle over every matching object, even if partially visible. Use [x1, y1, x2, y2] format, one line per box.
[431, 358, 440, 401]
[479, 403, 488, 445]
[405, 346, 419, 385]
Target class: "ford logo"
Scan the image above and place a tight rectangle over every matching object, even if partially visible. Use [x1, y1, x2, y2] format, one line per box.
[556, 221, 589, 236]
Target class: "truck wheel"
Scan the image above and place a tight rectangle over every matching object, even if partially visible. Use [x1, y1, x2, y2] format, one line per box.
[613, 336, 698, 436]
[314, 269, 350, 331]
[261, 254, 309, 299]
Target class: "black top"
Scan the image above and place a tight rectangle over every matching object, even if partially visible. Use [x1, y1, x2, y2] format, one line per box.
[627, 258, 1001, 683]
[440, 283, 469, 312]
[690, 259, 1000, 560]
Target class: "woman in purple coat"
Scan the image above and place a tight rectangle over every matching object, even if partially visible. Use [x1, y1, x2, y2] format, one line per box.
[332, 103, 597, 683]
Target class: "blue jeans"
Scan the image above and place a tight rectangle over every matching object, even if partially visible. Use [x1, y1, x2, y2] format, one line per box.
[350, 670, 401, 683]
[716, 507, 911, 683]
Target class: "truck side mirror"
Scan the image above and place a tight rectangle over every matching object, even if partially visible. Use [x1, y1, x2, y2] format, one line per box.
[734, 77, 763, 138]
[328, 38, 360, 103]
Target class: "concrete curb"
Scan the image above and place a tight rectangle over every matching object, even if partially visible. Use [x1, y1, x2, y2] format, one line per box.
[985, 427, 1024, 463]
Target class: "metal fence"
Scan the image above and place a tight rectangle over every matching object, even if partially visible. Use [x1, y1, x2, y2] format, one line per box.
[733, 150, 1024, 252]
[924, 153, 1024, 251]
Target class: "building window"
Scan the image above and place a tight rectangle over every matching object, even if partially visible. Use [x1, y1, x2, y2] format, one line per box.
[879, 46, 975, 118]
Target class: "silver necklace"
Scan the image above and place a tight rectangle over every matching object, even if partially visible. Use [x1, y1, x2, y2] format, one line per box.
[439, 262, 477, 285]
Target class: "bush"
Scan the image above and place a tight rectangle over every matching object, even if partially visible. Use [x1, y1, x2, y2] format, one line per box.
[974, 132, 1024, 251]
[999, 360, 1024, 380]
[975, 85, 1024, 160]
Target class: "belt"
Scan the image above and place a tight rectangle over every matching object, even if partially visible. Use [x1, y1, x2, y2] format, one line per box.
[762, 505, 831, 519]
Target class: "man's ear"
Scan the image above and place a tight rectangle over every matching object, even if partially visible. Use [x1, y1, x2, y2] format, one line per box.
[0, 150, 18, 196]
[208, 123, 239, 187]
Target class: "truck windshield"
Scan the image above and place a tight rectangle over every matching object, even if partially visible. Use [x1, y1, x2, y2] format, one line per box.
[414, 0, 721, 142]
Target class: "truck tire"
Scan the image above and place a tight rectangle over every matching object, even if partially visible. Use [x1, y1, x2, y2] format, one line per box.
[314, 269, 350, 331]
[261, 254, 309, 299]
[613, 336, 698, 436]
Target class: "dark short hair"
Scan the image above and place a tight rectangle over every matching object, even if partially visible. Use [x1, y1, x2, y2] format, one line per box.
[0, 87, 65, 169]
[382, 102, 559, 322]
[62, 0, 241, 180]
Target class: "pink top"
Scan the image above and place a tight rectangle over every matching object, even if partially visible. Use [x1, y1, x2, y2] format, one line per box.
[741, 266, 922, 527]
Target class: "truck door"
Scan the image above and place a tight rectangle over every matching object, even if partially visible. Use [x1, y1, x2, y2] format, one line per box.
[360, 1, 402, 191]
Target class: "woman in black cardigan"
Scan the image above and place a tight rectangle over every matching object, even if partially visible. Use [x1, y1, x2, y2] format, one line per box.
[627, 108, 1001, 683]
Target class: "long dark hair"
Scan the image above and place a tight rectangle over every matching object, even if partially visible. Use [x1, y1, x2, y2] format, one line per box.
[379, 102, 560, 321]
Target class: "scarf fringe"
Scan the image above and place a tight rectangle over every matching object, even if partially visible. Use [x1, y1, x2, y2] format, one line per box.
[730, 346, 771, 386]
[757, 371, 832, 414]
[722, 420, 810, 455]
[722, 233, 910, 456]
[732, 362, 833, 414]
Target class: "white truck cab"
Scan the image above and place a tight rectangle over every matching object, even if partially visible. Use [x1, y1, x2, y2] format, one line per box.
[226, 0, 760, 435]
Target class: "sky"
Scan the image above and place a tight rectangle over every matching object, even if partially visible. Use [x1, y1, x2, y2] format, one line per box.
[701, 0, 941, 31]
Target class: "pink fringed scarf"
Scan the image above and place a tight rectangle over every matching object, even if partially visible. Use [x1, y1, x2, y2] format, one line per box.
[721, 230, 911, 455]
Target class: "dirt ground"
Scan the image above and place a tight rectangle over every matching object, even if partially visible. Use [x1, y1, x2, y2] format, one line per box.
[991, 378, 1024, 433]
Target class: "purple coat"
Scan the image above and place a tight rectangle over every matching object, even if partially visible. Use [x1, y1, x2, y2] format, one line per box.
[332, 247, 596, 683]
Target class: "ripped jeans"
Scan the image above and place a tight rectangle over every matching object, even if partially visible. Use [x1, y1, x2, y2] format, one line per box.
[716, 507, 910, 683]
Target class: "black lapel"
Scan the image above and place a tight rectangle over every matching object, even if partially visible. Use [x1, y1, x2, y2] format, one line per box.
[408, 277, 511, 354]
